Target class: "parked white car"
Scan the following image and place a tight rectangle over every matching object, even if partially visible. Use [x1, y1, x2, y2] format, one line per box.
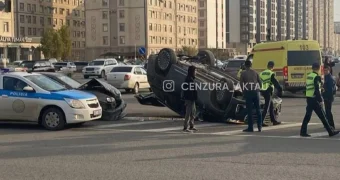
[82, 59, 118, 79]
[106, 65, 151, 94]
[54, 62, 77, 72]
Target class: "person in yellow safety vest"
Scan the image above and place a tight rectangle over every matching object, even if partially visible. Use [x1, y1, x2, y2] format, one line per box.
[300, 63, 339, 137]
[237, 63, 245, 78]
[259, 61, 283, 127]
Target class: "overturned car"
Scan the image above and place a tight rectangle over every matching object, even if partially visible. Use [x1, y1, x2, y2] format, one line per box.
[136, 48, 282, 123]
[39, 72, 127, 121]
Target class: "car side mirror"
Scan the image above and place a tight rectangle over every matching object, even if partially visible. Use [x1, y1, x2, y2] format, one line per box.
[23, 86, 34, 92]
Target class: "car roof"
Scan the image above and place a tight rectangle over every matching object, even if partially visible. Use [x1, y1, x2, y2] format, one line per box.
[3, 72, 41, 77]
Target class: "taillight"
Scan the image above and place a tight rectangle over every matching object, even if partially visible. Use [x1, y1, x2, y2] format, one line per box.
[124, 74, 131, 81]
[283, 66, 288, 80]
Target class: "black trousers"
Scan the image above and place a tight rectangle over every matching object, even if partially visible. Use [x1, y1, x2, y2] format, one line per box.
[300, 98, 334, 135]
[260, 90, 277, 124]
[324, 99, 335, 128]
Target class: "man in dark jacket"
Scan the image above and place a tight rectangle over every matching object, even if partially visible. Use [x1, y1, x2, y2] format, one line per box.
[182, 66, 198, 132]
[324, 57, 335, 75]
[322, 66, 336, 129]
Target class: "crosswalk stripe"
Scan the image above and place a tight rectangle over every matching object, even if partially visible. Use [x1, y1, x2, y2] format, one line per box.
[135, 123, 222, 132]
[290, 131, 329, 138]
[209, 122, 320, 136]
[93, 121, 169, 129]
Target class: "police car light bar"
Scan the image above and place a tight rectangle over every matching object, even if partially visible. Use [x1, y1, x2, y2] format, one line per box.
[1, 68, 16, 74]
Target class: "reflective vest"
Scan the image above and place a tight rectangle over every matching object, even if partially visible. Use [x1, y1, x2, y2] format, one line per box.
[237, 69, 243, 78]
[306, 72, 321, 97]
[259, 69, 274, 91]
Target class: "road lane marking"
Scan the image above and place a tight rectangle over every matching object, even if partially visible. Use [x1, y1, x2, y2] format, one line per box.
[207, 123, 320, 136]
[135, 123, 223, 132]
[290, 131, 329, 138]
[90, 121, 170, 129]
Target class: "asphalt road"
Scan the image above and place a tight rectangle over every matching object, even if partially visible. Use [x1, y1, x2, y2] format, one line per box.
[1, 74, 340, 179]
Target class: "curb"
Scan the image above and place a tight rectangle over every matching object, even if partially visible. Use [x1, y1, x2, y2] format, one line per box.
[122, 117, 184, 121]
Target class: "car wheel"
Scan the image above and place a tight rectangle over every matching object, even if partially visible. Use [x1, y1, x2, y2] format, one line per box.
[41, 107, 66, 130]
[84, 75, 89, 79]
[155, 48, 177, 76]
[99, 70, 105, 78]
[133, 83, 139, 94]
[197, 50, 215, 66]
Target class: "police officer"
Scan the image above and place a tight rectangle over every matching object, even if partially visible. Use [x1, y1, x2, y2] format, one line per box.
[259, 61, 283, 127]
[300, 63, 339, 137]
[237, 63, 246, 79]
[322, 66, 336, 129]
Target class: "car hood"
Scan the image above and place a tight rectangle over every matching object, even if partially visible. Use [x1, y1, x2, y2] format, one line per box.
[84, 65, 103, 68]
[77, 78, 121, 99]
[51, 90, 96, 99]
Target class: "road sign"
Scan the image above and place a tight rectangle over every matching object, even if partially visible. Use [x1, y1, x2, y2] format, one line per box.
[138, 47, 146, 55]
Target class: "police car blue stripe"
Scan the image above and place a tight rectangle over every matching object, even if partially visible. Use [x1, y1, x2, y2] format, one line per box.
[0, 90, 96, 100]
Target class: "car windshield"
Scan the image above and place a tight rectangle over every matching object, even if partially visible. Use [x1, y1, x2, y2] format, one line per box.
[288, 51, 321, 66]
[88, 61, 104, 66]
[226, 61, 245, 68]
[58, 74, 81, 89]
[111, 66, 133, 72]
[20, 61, 34, 68]
[54, 62, 67, 66]
[25, 75, 67, 91]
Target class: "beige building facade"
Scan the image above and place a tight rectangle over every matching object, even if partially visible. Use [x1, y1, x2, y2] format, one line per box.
[198, 0, 226, 49]
[85, 0, 198, 61]
[7, 0, 86, 60]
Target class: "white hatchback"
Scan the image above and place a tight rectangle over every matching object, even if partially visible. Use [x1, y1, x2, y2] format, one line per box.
[106, 65, 151, 94]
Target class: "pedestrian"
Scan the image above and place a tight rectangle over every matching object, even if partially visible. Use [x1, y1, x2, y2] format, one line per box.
[240, 60, 263, 132]
[259, 61, 283, 127]
[237, 63, 245, 79]
[324, 57, 335, 75]
[336, 72, 340, 90]
[300, 63, 339, 137]
[322, 66, 336, 129]
[182, 65, 198, 132]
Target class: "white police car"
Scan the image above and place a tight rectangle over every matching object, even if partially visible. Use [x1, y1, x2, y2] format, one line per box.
[0, 71, 102, 130]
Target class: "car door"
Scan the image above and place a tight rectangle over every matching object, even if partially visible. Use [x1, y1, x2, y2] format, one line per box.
[140, 68, 150, 88]
[134, 67, 144, 88]
[1, 76, 38, 121]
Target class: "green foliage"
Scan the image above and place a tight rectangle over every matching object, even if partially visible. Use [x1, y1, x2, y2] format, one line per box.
[40, 25, 72, 60]
[181, 46, 198, 56]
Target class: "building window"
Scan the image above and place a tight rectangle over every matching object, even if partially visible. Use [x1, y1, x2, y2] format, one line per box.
[119, 0, 124, 6]
[3, 22, 9, 32]
[53, 18, 57, 25]
[103, 36, 108, 45]
[66, 9, 70, 15]
[102, 11, 108, 19]
[119, 10, 125, 18]
[149, 23, 152, 31]
[119, 23, 125, 31]
[119, 36, 125, 44]
[27, 4, 31, 12]
[20, 3, 24, 11]
[27, 16, 31, 23]
[102, 0, 108, 6]
[60, 19, 64, 26]
[32, 16, 36, 24]
[103, 23, 108, 32]
[199, 1, 204, 7]
[20, 15, 25, 23]
[67, 20, 70, 26]
[199, 11, 204, 17]
[28, 28, 32, 35]
[33, 28, 36, 35]
[48, 18, 52, 25]
[20, 27, 25, 36]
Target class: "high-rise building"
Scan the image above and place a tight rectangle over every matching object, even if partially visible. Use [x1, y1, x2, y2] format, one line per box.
[10, 0, 86, 60]
[85, 0, 198, 61]
[198, 0, 226, 49]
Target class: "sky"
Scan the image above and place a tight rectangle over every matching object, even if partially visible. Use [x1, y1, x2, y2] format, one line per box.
[335, 0, 340, 21]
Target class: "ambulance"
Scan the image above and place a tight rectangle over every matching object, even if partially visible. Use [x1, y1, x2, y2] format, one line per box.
[247, 40, 323, 93]
[0, 70, 102, 130]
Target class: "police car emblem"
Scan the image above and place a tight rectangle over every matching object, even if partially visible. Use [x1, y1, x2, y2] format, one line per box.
[12, 99, 25, 113]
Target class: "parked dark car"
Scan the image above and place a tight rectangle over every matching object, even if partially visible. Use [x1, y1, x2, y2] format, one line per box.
[135, 48, 282, 123]
[74, 61, 89, 72]
[19, 60, 55, 72]
[39, 72, 127, 121]
[221, 59, 246, 78]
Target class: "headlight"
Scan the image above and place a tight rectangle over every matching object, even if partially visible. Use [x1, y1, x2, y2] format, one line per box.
[106, 97, 115, 103]
[64, 98, 85, 109]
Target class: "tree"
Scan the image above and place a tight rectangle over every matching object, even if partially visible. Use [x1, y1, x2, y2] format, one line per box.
[181, 46, 198, 56]
[40, 28, 55, 59]
[58, 25, 72, 60]
[40, 26, 72, 60]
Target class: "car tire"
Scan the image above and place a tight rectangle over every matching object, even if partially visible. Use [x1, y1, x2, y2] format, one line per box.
[41, 107, 66, 130]
[155, 48, 177, 76]
[84, 75, 89, 79]
[197, 50, 215, 66]
[133, 83, 139, 94]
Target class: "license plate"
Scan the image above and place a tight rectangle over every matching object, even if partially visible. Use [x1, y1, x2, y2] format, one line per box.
[291, 74, 304, 78]
[93, 110, 101, 116]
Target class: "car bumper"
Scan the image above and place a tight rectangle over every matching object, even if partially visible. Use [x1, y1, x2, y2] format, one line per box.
[83, 71, 101, 76]
[65, 107, 102, 123]
[101, 101, 127, 121]
[107, 80, 135, 89]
